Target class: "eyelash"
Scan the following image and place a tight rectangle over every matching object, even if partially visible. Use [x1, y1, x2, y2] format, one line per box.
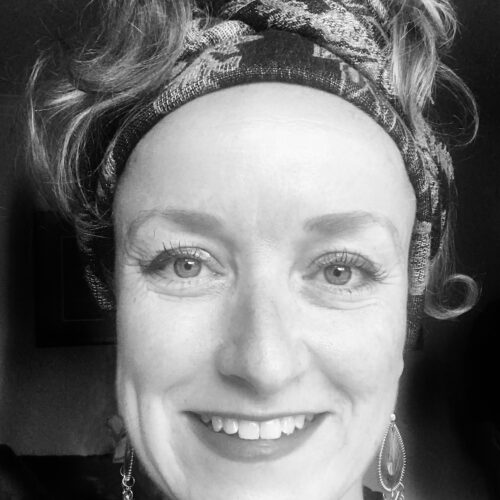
[304, 250, 387, 294]
[139, 243, 227, 296]
[143, 243, 204, 274]
[310, 250, 384, 277]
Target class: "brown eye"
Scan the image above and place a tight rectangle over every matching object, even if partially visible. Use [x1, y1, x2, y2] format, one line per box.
[173, 258, 202, 278]
[324, 265, 352, 285]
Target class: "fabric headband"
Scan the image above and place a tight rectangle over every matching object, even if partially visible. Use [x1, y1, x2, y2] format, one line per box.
[81, 0, 452, 349]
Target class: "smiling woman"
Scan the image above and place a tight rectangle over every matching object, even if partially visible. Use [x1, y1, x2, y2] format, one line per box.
[25, 0, 477, 499]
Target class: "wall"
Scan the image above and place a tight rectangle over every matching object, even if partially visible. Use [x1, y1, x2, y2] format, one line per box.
[0, 95, 117, 455]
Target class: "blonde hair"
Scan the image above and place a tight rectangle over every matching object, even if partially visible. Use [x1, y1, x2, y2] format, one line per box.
[25, 0, 479, 319]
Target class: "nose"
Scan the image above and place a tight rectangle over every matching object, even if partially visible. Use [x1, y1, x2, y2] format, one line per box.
[216, 280, 309, 396]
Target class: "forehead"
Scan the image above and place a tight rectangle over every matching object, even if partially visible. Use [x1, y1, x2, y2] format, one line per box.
[116, 83, 415, 239]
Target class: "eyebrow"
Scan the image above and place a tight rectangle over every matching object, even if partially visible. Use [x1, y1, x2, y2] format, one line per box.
[127, 208, 225, 240]
[304, 211, 402, 248]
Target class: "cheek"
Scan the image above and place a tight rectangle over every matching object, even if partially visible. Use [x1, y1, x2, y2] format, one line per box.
[300, 300, 406, 399]
[115, 283, 224, 398]
[316, 306, 405, 450]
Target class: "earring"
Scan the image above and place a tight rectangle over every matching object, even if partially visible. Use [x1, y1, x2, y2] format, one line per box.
[120, 440, 135, 500]
[378, 413, 406, 500]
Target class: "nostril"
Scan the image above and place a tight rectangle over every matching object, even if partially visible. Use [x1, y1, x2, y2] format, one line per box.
[216, 332, 307, 395]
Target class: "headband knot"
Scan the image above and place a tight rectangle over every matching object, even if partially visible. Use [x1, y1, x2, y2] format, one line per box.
[218, 0, 395, 98]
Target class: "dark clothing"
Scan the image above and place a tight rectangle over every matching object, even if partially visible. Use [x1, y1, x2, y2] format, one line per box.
[364, 486, 384, 499]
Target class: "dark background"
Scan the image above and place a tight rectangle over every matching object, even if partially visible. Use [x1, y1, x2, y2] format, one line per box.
[0, 1, 499, 499]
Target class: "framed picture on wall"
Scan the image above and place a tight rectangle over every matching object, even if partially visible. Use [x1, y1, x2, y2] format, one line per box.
[33, 210, 115, 346]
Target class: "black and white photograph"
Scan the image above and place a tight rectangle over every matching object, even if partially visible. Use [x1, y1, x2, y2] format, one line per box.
[0, 1, 499, 499]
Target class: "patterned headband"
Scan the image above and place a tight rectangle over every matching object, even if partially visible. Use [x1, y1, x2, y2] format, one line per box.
[82, 0, 453, 349]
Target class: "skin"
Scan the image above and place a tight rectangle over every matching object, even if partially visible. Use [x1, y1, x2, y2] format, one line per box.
[113, 83, 416, 500]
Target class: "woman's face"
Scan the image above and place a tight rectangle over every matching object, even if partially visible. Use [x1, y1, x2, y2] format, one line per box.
[114, 83, 415, 500]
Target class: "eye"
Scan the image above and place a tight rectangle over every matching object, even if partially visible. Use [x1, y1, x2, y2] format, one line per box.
[173, 257, 202, 278]
[140, 244, 227, 296]
[303, 250, 386, 300]
[324, 264, 352, 285]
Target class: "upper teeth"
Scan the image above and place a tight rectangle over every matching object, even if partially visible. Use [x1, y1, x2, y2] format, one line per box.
[200, 414, 314, 440]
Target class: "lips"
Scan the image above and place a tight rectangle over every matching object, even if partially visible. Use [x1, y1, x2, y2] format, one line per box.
[189, 411, 326, 462]
[199, 413, 315, 440]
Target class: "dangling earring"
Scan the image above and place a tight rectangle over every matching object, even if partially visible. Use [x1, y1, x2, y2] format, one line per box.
[378, 413, 406, 500]
[120, 440, 135, 500]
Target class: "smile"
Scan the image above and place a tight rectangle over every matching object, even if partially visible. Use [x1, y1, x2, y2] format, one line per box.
[198, 413, 315, 440]
[189, 411, 326, 462]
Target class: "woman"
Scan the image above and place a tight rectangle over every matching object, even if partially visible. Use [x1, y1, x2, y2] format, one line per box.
[26, 0, 477, 499]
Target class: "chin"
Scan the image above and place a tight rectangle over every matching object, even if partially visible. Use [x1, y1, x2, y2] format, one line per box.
[126, 404, 374, 500]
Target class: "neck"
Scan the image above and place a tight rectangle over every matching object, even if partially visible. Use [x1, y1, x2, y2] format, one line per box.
[335, 480, 365, 500]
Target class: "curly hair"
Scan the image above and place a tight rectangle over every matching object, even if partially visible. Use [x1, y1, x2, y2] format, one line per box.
[25, 0, 479, 320]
